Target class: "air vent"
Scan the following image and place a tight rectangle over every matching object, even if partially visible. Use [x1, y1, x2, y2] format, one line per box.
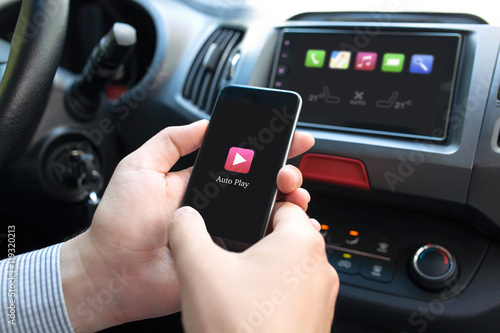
[183, 28, 243, 114]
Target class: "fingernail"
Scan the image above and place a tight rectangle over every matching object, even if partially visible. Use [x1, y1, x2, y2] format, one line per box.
[301, 188, 311, 203]
[173, 206, 195, 219]
[289, 167, 299, 187]
[310, 218, 321, 231]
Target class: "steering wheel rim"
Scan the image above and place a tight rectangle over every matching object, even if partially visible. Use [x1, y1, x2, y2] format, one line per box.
[0, 0, 69, 168]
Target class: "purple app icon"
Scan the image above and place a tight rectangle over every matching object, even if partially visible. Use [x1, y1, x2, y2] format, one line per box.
[410, 55, 434, 74]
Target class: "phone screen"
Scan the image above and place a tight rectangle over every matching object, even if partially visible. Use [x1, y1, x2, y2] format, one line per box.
[181, 85, 302, 244]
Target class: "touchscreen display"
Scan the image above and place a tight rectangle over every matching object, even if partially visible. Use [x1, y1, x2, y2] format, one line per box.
[181, 86, 301, 245]
[270, 30, 462, 140]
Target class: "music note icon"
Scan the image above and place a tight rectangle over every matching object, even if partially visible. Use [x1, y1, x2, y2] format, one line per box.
[355, 52, 378, 71]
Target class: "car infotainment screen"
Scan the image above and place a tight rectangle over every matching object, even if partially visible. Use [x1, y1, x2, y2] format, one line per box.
[270, 29, 462, 140]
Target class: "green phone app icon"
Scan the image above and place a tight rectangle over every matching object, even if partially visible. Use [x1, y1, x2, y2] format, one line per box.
[305, 50, 326, 68]
[381, 53, 405, 72]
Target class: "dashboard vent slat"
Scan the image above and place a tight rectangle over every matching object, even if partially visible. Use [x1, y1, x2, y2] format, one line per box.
[183, 29, 222, 100]
[183, 28, 243, 114]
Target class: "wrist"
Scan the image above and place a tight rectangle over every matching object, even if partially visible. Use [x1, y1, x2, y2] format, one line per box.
[60, 232, 120, 332]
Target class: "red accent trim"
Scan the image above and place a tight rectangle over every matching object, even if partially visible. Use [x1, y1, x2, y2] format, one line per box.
[298, 153, 370, 190]
[106, 85, 128, 100]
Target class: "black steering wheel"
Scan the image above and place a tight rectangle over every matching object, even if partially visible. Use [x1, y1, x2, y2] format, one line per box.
[0, 0, 69, 168]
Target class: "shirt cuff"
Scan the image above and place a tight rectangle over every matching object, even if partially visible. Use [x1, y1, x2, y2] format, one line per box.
[1, 243, 75, 333]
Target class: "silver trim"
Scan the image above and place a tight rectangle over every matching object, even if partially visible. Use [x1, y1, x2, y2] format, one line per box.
[491, 118, 500, 153]
[326, 244, 391, 262]
[227, 52, 241, 80]
[203, 43, 217, 68]
[412, 244, 456, 281]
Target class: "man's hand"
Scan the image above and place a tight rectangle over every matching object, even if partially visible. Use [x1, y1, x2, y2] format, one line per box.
[60, 120, 315, 332]
[169, 203, 339, 333]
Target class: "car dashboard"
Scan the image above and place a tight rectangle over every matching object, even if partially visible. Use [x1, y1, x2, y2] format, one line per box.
[1, 0, 500, 332]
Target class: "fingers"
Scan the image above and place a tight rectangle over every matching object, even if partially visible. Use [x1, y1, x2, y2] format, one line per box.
[276, 165, 302, 194]
[276, 165, 310, 211]
[167, 206, 220, 280]
[309, 218, 321, 232]
[281, 188, 310, 211]
[123, 120, 209, 173]
[267, 203, 327, 264]
[120, 122, 311, 175]
[271, 202, 312, 231]
[287, 131, 315, 159]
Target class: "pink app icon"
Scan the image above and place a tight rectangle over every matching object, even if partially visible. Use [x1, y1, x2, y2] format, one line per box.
[355, 52, 377, 71]
[224, 147, 255, 174]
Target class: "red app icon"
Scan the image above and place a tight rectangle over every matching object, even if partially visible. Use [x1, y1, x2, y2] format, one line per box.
[355, 52, 377, 71]
[224, 147, 254, 174]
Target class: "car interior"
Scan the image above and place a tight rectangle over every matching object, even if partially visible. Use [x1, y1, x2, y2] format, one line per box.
[1, 0, 500, 332]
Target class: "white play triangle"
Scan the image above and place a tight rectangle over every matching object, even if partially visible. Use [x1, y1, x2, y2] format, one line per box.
[233, 152, 246, 165]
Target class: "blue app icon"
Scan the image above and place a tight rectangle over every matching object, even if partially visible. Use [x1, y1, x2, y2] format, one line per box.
[410, 55, 434, 74]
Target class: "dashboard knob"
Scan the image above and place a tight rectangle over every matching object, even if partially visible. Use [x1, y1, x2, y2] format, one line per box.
[409, 244, 458, 291]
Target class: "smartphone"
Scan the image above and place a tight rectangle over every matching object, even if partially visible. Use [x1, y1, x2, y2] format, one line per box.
[181, 85, 302, 245]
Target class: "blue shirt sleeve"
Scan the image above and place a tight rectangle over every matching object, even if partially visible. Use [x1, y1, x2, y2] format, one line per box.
[0, 243, 75, 332]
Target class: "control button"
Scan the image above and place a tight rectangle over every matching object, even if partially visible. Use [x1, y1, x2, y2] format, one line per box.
[320, 224, 331, 241]
[332, 229, 366, 251]
[409, 244, 458, 291]
[376, 241, 389, 253]
[361, 260, 395, 282]
[277, 65, 287, 76]
[366, 237, 397, 259]
[344, 229, 362, 247]
[298, 154, 370, 190]
[328, 252, 361, 275]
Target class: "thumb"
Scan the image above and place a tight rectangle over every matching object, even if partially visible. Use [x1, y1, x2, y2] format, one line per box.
[167, 206, 221, 280]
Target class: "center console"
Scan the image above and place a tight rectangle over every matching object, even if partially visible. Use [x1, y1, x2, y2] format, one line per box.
[168, 7, 500, 331]
[257, 20, 500, 231]
[252, 17, 500, 332]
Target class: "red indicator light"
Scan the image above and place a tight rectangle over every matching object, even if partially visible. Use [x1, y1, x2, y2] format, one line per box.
[321, 224, 329, 231]
[349, 230, 359, 237]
